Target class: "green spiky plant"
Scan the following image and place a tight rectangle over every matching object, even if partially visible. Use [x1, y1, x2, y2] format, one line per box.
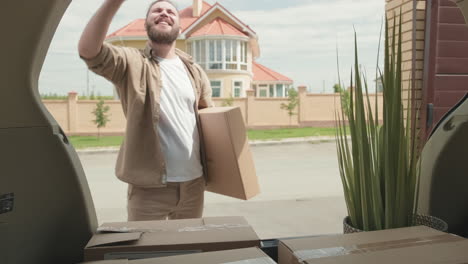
[335, 13, 420, 231]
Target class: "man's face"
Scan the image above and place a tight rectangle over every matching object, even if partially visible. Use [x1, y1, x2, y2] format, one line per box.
[145, 1, 180, 45]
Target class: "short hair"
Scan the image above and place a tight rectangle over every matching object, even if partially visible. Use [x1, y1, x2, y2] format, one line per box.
[146, 0, 179, 17]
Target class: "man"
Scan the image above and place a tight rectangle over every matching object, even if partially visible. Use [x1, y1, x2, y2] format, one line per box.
[78, 0, 213, 221]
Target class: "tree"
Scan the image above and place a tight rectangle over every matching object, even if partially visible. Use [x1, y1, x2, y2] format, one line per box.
[92, 99, 110, 139]
[333, 83, 342, 93]
[280, 88, 299, 125]
[334, 83, 351, 119]
[341, 88, 351, 119]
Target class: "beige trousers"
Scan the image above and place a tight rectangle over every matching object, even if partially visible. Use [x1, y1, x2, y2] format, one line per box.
[127, 176, 205, 221]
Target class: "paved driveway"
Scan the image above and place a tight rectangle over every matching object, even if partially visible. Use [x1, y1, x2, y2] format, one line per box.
[79, 142, 347, 239]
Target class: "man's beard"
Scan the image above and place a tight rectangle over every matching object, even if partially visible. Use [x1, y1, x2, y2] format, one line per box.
[146, 23, 179, 45]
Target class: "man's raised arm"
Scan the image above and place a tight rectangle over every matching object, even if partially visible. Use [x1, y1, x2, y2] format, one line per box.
[78, 0, 125, 59]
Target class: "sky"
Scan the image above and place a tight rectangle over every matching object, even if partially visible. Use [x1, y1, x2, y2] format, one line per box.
[39, 0, 385, 96]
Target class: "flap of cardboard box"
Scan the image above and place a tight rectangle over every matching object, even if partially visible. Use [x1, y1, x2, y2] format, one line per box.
[88, 216, 259, 248]
[130, 247, 275, 264]
[86, 232, 142, 248]
[81, 260, 129, 264]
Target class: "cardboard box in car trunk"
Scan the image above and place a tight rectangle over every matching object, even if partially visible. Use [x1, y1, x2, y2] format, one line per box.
[82, 247, 276, 264]
[302, 239, 468, 264]
[199, 107, 260, 200]
[84, 216, 260, 261]
[278, 225, 464, 264]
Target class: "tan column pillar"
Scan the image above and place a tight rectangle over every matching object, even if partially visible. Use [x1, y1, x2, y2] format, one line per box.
[67, 91, 78, 133]
[246, 89, 255, 127]
[297, 86, 307, 125]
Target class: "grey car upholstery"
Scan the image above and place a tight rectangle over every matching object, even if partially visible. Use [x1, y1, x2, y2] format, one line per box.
[0, 1, 98, 263]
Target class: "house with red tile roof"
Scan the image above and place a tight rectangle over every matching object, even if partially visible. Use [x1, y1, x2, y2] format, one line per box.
[105, 0, 293, 98]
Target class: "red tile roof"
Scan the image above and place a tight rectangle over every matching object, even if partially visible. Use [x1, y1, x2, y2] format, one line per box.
[210, 2, 256, 35]
[107, 19, 145, 38]
[190, 17, 248, 37]
[253, 62, 293, 82]
[179, 1, 212, 31]
[107, 2, 212, 39]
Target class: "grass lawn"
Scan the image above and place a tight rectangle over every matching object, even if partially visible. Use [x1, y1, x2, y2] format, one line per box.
[69, 136, 123, 149]
[247, 127, 337, 140]
[70, 127, 339, 149]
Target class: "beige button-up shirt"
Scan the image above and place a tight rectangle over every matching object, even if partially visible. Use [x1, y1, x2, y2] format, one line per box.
[82, 43, 213, 187]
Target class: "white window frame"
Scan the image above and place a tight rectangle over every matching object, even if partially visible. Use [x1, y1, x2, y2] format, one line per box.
[232, 79, 244, 98]
[221, 39, 226, 70]
[285, 84, 294, 96]
[207, 40, 223, 69]
[210, 79, 223, 98]
[187, 42, 192, 58]
[257, 84, 268, 97]
[188, 37, 249, 72]
[192, 41, 197, 62]
[276, 84, 284, 98]
[254, 83, 292, 97]
[239, 41, 247, 70]
[201, 40, 207, 68]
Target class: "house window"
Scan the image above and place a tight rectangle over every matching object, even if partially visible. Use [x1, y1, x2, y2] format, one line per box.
[209, 40, 215, 62]
[232, 40, 238, 62]
[233, 81, 242, 97]
[210, 80, 222, 98]
[276, 84, 284, 97]
[193, 40, 206, 68]
[240, 42, 247, 70]
[225, 40, 231, 61]
[216, 40, 222, 61]
[208, 40, 222, 69]
[258, 84, 268, 98]
[187, 42, 192, 56]
[285, 85, 293, 96]
[226, 40, 237, 70]
[269, 85, 274, 97]
[200, 40, 206, 69]
[189, 39, 248, 71]
[193, 41, 198, 61]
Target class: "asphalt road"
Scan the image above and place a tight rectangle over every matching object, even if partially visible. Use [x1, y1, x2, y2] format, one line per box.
[78, 142, 347, 239]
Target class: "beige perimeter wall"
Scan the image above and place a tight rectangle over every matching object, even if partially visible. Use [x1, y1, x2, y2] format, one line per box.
[43, 88, 383, 136]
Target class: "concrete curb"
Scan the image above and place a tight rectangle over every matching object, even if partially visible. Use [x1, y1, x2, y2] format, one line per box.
[248, 136, 337, 146]
[76, 147, 120, 154]
[76, 136, 338, 154]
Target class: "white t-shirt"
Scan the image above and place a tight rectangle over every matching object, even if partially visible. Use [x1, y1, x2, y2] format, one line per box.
[156, 56, 203, 182]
